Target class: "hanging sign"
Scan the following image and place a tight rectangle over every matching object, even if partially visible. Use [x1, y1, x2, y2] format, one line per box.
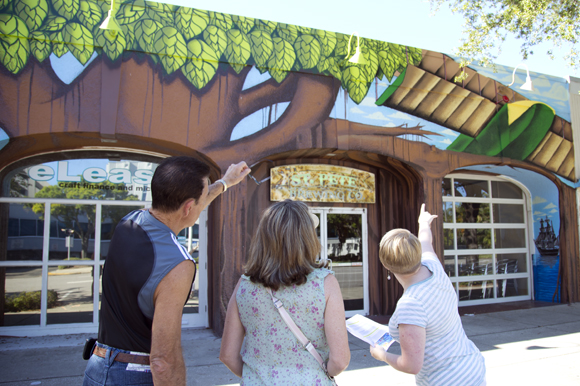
[270, 165, 375, 204]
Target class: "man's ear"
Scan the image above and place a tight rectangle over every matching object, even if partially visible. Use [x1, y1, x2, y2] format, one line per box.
[182, 199, 196, 217]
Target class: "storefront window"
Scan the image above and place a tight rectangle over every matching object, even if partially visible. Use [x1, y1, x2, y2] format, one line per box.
[3, 267, 42, 327]
[0, 158, 160, 333]
[443, 174, 531, 305]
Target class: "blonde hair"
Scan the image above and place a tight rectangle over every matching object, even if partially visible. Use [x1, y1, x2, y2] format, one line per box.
[379, 229, 422, 275]
[244, 200, 326, 290]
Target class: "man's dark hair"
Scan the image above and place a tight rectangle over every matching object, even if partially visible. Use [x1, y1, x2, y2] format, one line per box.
[151, 156, 211, 212]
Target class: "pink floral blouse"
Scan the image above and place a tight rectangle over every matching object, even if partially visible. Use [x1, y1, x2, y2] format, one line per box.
[236, 268, 334, 385]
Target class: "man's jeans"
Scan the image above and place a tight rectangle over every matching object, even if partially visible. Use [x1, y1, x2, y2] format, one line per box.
[83, 342, 153, 386]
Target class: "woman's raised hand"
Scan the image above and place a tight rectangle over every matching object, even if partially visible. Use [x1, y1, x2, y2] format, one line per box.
[418, 203, 437, 225]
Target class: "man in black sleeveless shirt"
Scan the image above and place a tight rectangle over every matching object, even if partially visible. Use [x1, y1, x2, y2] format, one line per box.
[83, 157, 250, 386]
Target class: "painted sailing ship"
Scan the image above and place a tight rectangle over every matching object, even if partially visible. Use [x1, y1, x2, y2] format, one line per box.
[535, 217, 559, 256]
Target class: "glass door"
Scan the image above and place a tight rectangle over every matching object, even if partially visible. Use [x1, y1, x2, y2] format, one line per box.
[180, 209, 208, 328]
[311, 207, 368, 317]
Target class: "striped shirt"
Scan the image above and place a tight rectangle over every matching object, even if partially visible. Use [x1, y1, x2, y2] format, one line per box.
[389, 252, 486, 386]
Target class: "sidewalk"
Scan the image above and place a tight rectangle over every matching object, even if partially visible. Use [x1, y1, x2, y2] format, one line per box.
[1, 303, 579, 385]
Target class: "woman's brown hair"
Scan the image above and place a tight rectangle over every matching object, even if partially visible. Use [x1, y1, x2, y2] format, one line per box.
[244, 199, 326, 290]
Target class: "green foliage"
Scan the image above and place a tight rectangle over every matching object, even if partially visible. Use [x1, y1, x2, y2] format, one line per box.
[52, 0, 79, 20]
[41, 15, 67, 32]
[30, 30, 51, 62]
[50, 30, 68, 57]
[232, 14, 253, 35]
[5, 289, 58, 312]
[62, 22, 93, 64]
[202, 25, 227, 59]
[116, 0, 146, 25]
[94, 27, 126, 61]
[0, 14, 30, 73]
[14, 0, 48, 32]
[0, 0, 422, 104]
[268, 37, 295, 83]
[174, 8, 208, 40]
[248, 29, 273, 68]
[224, 28, 250, 74]
[181, 39, 218, 89]
[153, 26, 187, 74]
[77, 0, 102, 30]
[134, 18, 162, 52]
[208, 10, 232, 31]
[430, 0, 579, 72]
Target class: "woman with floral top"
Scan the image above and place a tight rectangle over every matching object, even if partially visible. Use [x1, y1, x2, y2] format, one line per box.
[220, 199, 350, 385]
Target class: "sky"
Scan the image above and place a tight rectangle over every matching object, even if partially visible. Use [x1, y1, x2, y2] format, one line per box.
[157, 0, 578, 80]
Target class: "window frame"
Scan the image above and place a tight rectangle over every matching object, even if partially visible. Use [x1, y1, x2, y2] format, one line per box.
[443, 174, 534, 306]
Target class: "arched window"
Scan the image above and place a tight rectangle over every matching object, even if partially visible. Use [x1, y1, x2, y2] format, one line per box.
[442, 174, 532, 305]
[1, 158, 207, 336]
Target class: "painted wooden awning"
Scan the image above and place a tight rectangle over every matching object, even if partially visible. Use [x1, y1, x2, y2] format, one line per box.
[377, 50, 575, 181]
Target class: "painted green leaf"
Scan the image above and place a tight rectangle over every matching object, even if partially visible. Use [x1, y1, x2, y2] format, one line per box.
[120, 23, 136, 51]
[175, 7, 208, 40]
[94, 26, 126, 61]
[0, 0, 10, 10]
[117, 0, 145, 25]
[248, 29, 273, 68]
[342, 66, 369, 104]
[297, 26, 312, 35]
[408, 46, 422, 65]
[52, 0, 80, 20]
[268, 37, 295, 83]
[208, 11, 232, 31]
[202, 25, 227, 59]
[377, 50, 397, 82]
[294, 34, 320, 69]
[134, 18, 163, 53]
[334, 32, 351, 57]
[317, 56, 331, 73]
[50, 30, 68, 57]
[447, 103, 555, 161]
[292, 59, 301, 71]
[376, 67, 384, 81]
[232, 15, 254, 35]
[181, 39, 219, 89]
[77, 0, 102, 30]
[314, 29, 336, 57]
[41, 15, 67, 32]
[361, 47, 379, 82]
[152, 26, 187, 74]
[0, 14, 30, 74]
[256, 65, 268, 75]
[62, 22, 94, 64]
[326, 56, 341, 81]
[276, 23, 298, 44]
[365, 39, 378, 52]
[95, 0, 108, 14]
[254, 19, 276, 33]
[224, 28, 250, 73]
[14, 0, 48, 31]
[146, 3, 174, 27]
[30, 30, 51, 62]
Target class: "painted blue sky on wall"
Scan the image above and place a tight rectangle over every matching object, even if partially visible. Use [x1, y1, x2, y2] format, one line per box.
[460, 165, 560, 256]
[466, 62, 571, 122]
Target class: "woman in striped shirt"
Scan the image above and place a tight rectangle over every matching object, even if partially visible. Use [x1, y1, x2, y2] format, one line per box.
[370, 204, 486, 385]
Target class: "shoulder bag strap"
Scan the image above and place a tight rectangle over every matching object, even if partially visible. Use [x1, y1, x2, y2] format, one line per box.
[266, 288, 336, 383]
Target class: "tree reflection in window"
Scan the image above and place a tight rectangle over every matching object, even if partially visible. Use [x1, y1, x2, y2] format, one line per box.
[28, 179, 138, 260]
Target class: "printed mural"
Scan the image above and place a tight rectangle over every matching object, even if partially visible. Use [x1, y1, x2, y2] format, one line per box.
[1, 0, 578, 324]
